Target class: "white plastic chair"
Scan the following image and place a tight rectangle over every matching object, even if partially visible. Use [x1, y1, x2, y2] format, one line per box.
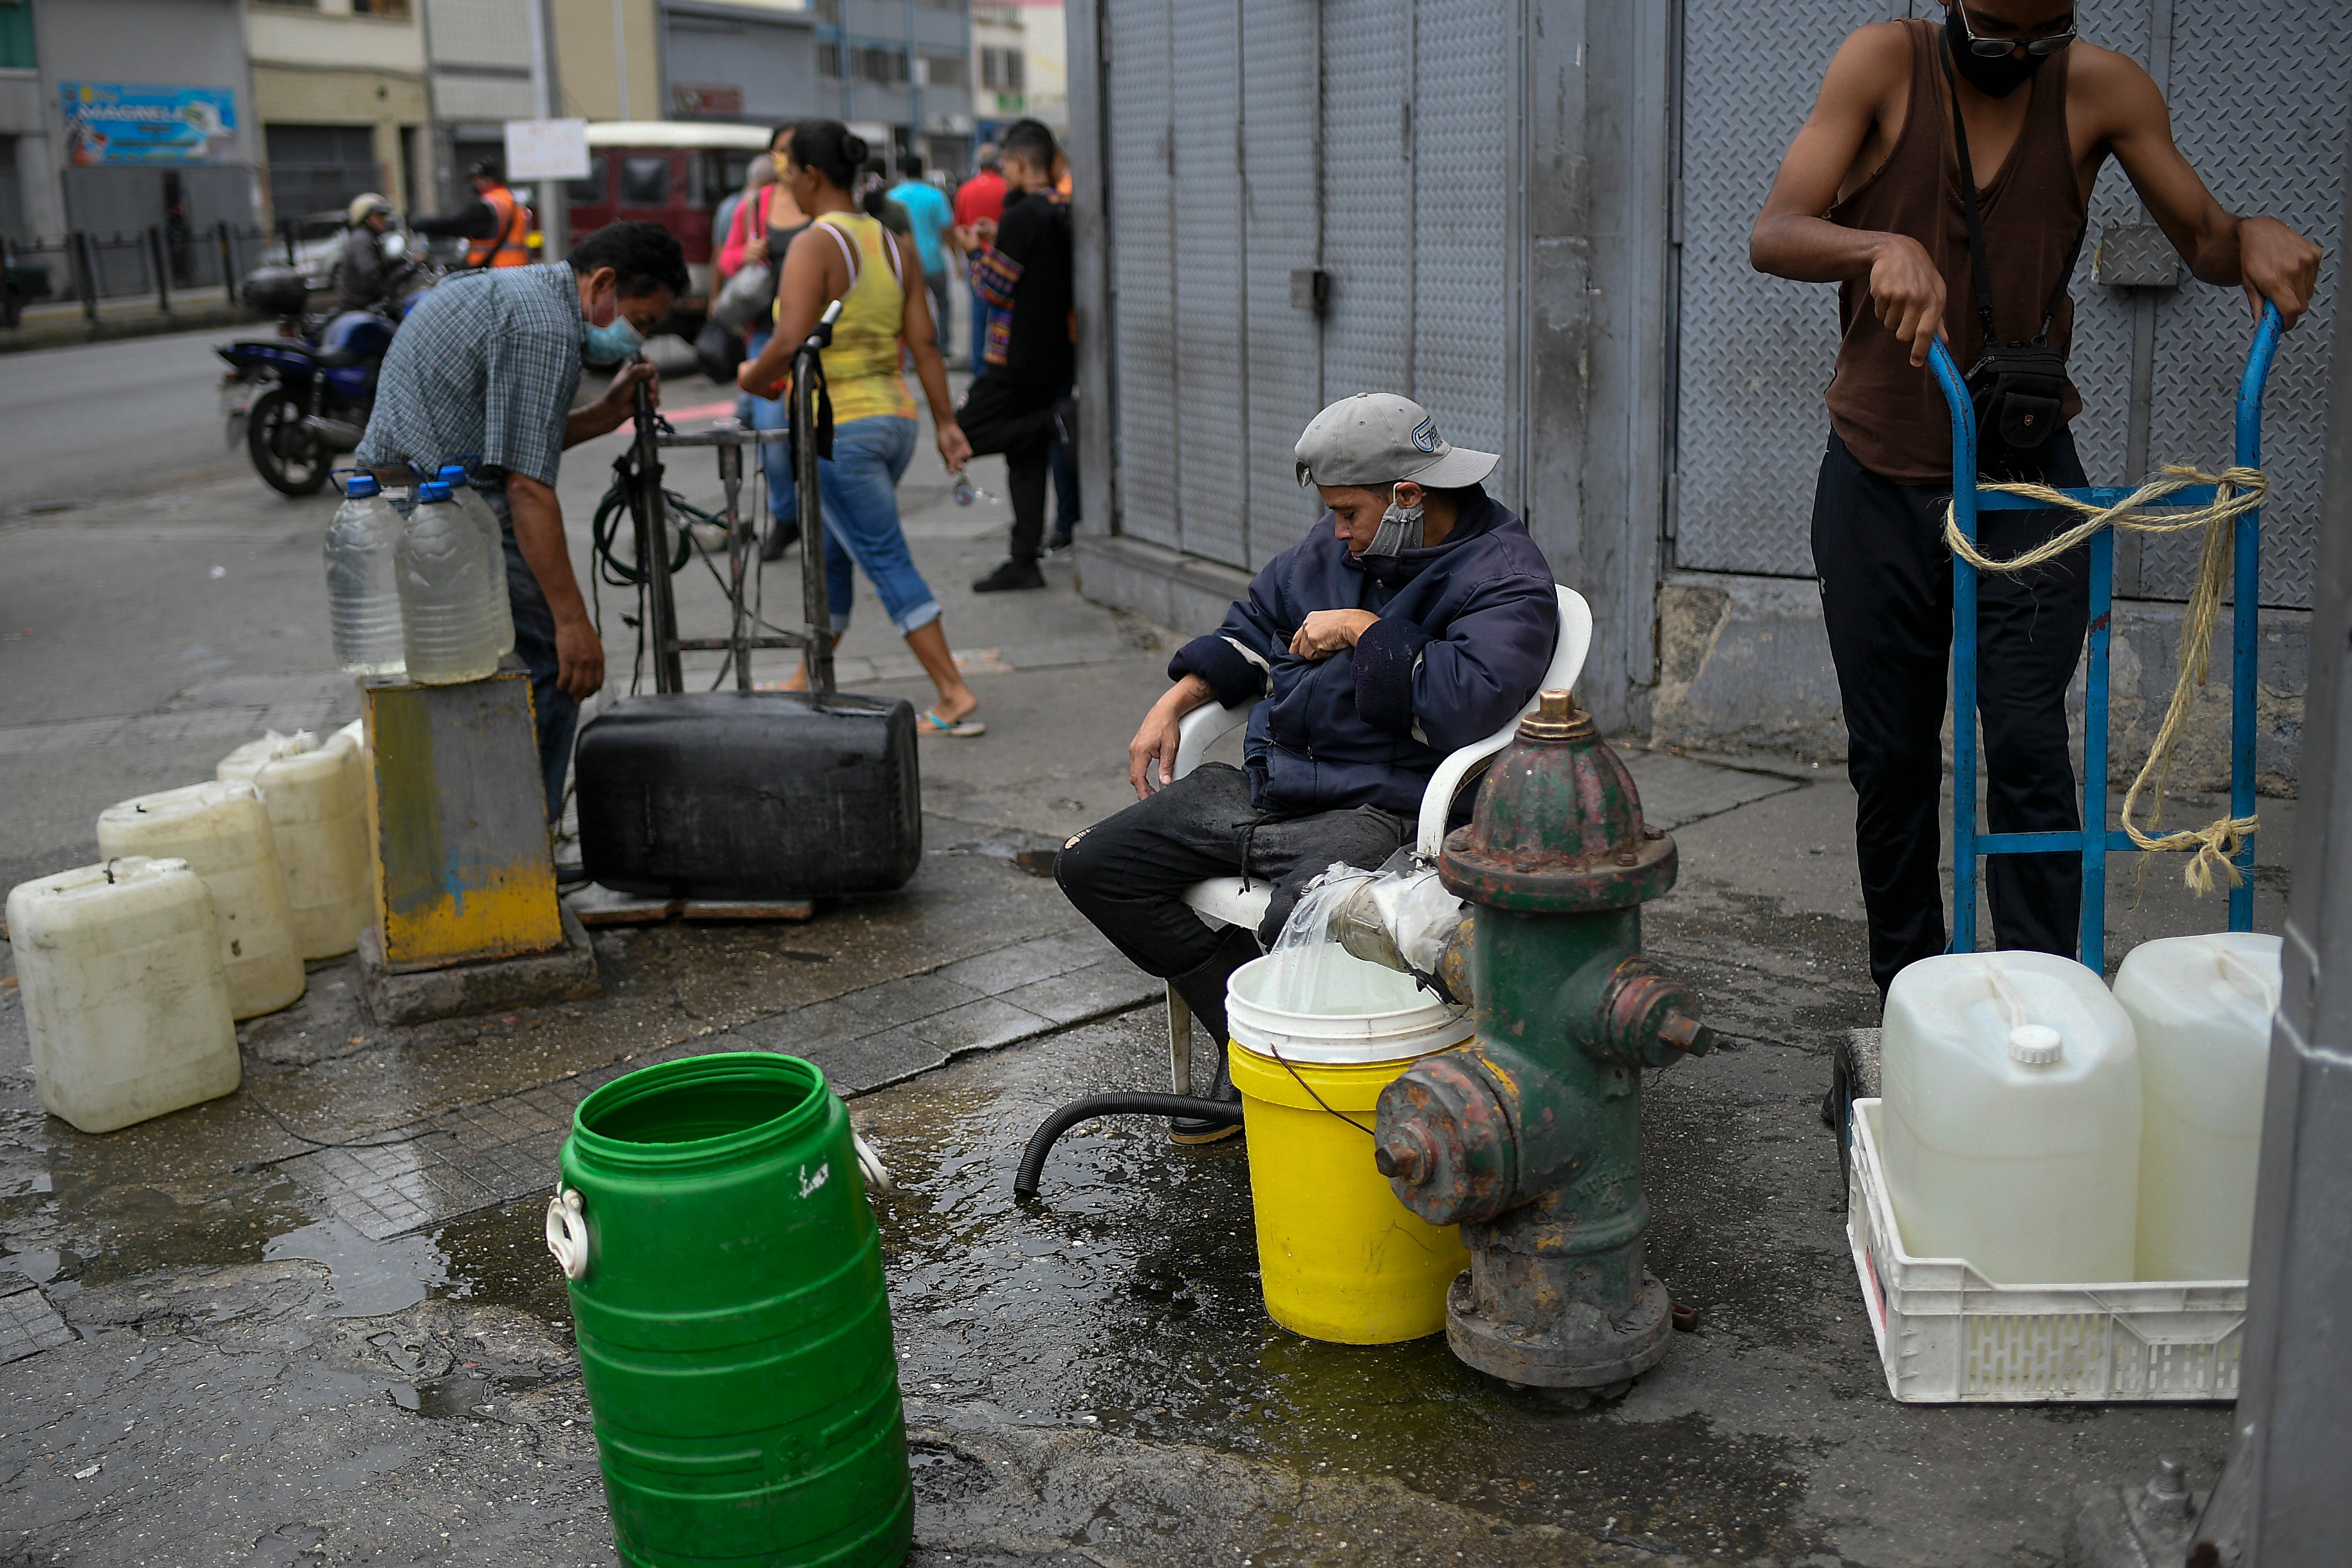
[1157, 585, 1593, 1091]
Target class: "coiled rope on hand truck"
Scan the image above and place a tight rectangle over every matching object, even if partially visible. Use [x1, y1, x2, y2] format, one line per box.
[1941, 464, 2269, 895]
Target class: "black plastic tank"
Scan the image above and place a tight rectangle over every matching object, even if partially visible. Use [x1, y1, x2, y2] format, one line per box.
[573, 691, 921, 899]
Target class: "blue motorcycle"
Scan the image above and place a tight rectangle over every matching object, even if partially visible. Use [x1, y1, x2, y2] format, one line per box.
[217, 259, 436, 495]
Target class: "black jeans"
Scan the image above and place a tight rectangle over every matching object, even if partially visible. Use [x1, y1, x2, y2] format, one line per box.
[958, 373, 1065, 561]
[1811, 430, 2090, 997]
[1055, 763, 1411, 1050]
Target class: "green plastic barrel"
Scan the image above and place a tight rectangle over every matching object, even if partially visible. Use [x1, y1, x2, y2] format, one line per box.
[553, 1053, 911, 1567]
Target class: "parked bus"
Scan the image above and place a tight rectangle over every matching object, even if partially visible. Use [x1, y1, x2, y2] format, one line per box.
[567, 121, 773, 307]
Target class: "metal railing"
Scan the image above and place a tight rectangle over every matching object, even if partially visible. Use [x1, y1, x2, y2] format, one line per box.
[1, 222, 287, 326]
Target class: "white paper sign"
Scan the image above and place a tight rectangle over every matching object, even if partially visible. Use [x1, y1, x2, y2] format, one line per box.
[504, 118, 590, 182]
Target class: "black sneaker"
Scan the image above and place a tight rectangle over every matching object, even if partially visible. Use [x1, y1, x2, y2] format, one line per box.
[1168, 1082, 1244, 1145]
[760, 515, 800, 562]
[971, 557, 1046, 593]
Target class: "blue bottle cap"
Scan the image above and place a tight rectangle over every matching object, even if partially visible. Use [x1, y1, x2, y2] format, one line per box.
[435, 464, 468, 486]
[417, 480, 452, 503]
[345, 473, 380, 498]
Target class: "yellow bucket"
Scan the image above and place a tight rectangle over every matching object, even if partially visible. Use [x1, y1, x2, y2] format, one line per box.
[1225, 948, 1473, 1344]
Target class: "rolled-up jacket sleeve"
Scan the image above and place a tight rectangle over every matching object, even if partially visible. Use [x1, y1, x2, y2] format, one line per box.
[1167, 557, 1292, 709]
[1357, 572, 1556, 750]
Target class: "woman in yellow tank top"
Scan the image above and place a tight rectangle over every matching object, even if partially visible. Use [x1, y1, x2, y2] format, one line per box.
[737, 120, 983, 735]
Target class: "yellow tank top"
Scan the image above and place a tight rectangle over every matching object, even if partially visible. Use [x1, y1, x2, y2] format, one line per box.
[811, 212, 917, 424]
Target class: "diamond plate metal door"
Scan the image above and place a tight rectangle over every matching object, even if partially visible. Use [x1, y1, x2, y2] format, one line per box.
[1169, 0, 1248, 568]
[1240, 0, 1324, 569]
[2140, 0, 2347, 610]
[1321, 0, 1411, 408]
[1105, 0, 1177, 550]
[1675, 1, 1890, 577]
[1411, 0, 1513, 501]
[2061, 2, 2167, 516]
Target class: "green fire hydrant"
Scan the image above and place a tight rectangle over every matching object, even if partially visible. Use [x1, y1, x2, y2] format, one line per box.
[1373, 688, 1716, 1395]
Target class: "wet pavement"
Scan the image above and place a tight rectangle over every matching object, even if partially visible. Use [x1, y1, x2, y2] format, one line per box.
[0, 357, 2298, 1566]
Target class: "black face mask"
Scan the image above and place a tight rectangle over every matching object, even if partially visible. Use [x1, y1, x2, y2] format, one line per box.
[1944, 5, 2050, 99]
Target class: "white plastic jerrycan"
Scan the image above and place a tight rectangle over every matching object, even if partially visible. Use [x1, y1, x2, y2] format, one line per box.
[7, 857, 240, 1133]
[2112, 933, 2280, 1282]
[218, 730, 372, 961]
[1881, 951, 2141, 1285]
[97, 781, 306, 1020]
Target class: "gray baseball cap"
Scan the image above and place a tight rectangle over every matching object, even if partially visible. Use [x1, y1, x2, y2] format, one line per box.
[1293, 393, 1500, 491]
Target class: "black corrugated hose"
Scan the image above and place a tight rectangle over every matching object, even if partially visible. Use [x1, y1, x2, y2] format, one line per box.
[1011, 1094, 1246, 1199]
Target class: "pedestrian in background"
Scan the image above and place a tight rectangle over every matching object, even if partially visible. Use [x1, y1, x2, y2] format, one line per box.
[719, 126, 811, 560]
[951, 143, 1006, 375]
[888, 153, 957, 358]
[737, 120, 985, 737]
[959, 120, 1074, 594]
[712, 155, 773, 277]
[412, 159, 532, 269]
[859, 155, 914, 239]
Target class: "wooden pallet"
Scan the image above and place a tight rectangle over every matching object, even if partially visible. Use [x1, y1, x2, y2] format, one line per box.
[563, 883, 815, 926]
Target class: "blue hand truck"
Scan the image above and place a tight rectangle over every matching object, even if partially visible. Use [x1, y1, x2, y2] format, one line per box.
[1928, 301, 2286, 969]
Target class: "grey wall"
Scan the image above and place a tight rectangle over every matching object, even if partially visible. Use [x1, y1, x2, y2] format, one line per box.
[32, 0, 260, 233]
[662, 5, 822, 124]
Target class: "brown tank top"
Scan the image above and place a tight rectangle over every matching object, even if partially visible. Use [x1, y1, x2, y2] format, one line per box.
[1825, 19, 2087, 483]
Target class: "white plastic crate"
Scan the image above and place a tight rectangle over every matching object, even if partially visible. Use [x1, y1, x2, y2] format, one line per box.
[1846, 1100, 2246, 1403]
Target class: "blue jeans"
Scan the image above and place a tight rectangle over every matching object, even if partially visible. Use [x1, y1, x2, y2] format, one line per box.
[481, 483, 580, 822]
[744, 327, 796, 524]
[814, 415, 936, 634]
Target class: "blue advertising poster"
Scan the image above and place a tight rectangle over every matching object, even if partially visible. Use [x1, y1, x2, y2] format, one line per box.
[61, 82, 238, 165]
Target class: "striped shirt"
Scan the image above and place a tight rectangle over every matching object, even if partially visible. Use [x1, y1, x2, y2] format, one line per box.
[357, 263, 583, 488]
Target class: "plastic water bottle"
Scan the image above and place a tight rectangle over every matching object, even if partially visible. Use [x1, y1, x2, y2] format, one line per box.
[322, 472, 406, 677]
[953, 477, 974, 507]
[396, 481, 500, 684]
[435, 464, 516, 657]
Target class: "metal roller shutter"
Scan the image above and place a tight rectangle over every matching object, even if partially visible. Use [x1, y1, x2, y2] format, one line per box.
[1239, 0, 1324, 569]
[1168, 0, 1248, 566]
[1319, 0, 1411, 408]
[1105, 0, 1178, 549]
[1410, 0, 1512, 487]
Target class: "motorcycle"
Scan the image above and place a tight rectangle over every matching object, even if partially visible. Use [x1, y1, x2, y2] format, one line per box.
[217, 240, 439, 496]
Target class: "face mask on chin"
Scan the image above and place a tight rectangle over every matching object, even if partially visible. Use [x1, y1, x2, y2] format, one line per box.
[1944, 5, 2051, 98]
[1363, 485, 1425, 558]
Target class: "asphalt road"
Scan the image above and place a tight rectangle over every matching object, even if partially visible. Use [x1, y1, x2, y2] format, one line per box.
[0, 325, 251, 513]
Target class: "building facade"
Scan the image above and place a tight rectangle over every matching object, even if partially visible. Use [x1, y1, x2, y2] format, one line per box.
[247, 0, 433, 223]
[971, 0, 1062, 142]
[7, 0, 261, 242]
[812, 0, 972, 175]
[420, 0, 535, 207]
[1069, 0, 2348, 794]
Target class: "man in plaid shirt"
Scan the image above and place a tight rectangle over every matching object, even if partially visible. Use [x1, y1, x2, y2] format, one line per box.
[358, 221, 687, 818]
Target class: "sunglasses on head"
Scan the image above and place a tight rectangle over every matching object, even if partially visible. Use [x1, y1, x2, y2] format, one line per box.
[1954, 1, 2077, 58]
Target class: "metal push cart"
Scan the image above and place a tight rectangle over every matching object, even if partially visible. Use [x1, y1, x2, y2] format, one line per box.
[1930, 301, 2286, 968]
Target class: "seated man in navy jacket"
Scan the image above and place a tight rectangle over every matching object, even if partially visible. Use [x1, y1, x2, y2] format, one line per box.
[1056, 393, 1559, 1141]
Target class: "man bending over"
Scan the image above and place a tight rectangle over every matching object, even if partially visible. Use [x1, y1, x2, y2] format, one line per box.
[1056, 394, 1558, 1141]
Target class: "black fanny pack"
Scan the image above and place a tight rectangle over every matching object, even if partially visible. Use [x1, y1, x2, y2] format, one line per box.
[1966, 341, 2070, 452]
[1944, 43, 2084, 462]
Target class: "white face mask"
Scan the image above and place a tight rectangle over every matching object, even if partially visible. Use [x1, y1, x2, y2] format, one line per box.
[1364, 485, 1425, 557]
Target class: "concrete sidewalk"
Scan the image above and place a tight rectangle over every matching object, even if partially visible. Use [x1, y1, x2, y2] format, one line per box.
[0, 392, 2294, 1566]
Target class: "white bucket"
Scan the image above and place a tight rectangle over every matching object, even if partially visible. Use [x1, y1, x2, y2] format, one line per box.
[1224, 946, 1469, 1065]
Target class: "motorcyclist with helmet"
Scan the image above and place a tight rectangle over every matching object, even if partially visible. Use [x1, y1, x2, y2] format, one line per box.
[338, 193, 396, 312]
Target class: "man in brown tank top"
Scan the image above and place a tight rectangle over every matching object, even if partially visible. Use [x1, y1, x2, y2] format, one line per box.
[1749, 0, 2320, 998]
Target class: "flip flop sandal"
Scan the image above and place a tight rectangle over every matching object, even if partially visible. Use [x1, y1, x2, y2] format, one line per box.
[918, 710, 986, 738]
